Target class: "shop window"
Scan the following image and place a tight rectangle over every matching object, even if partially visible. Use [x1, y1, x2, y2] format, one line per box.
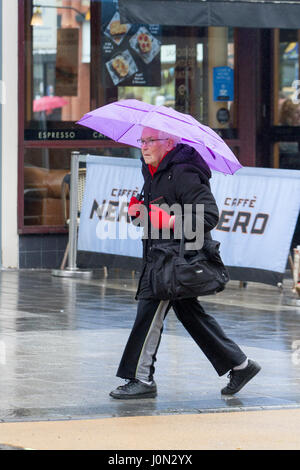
[277, 29, 300, 126]
[280, 141, 300, 169]
[274, 142, 300, 170]
[22, 0, 237, 230]
[23, 146, 137, 227]
[25, 0, 91, 140]
[117, 27, 235, 133]
[272, 29, 300, 169]
[25, 1, 235, 138]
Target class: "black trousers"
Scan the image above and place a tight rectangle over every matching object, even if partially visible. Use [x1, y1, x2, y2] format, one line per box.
[116, 297, 247, 382]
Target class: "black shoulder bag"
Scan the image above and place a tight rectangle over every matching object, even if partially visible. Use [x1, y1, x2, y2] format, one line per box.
[147, 234, 229, 300]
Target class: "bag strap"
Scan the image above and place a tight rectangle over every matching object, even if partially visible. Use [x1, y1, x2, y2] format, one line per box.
[179, 220, 185, 258]
[137, 184, 145, 202]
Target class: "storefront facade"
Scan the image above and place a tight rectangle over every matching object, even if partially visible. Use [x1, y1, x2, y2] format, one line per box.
[0, 0, 2, 267]
[1, 0, 300, 268]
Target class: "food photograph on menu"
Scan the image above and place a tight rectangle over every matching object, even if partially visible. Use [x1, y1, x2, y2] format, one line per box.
[102, 0, 161, 87]
[106, 50, 138, 86]
[129, 26, 161, 65]
[104, 10, 131, 46]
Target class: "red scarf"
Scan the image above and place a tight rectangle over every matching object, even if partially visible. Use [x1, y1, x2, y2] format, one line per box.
[148, 149, 173, 178]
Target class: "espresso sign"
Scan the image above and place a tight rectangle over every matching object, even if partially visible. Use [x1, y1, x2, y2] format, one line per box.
[24, 129, 107, 141]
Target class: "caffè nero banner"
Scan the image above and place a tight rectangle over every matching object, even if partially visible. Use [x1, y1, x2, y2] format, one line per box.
[77, 156, 300, 286]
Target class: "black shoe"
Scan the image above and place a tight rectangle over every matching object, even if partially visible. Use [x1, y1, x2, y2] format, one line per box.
[221, 360, 261, 395]
[109, 379, 157, 399]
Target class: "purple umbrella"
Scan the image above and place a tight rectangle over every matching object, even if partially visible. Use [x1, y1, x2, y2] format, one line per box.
[77, 99, 242, 174]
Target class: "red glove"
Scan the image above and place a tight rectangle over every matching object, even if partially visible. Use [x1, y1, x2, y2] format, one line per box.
[149, 204, 175, 229]
[128, 196, 144, 219]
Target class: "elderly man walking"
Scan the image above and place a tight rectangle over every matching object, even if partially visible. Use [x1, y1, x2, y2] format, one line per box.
[110, 127, 261, 399]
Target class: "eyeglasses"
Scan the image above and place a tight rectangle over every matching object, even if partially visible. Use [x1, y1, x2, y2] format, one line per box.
[137, 138, 169, 146]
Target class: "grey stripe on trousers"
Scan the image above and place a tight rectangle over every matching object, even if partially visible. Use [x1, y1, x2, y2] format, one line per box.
[135, 300, 170, 382]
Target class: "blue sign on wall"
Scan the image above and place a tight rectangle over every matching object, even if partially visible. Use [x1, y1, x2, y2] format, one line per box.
[213, 66, 234, 101]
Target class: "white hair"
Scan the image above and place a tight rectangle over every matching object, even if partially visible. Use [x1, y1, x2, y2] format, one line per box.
[157, 130, 181, 145]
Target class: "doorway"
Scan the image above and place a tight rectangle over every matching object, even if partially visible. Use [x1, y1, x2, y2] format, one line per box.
[271, 28, 300, 170]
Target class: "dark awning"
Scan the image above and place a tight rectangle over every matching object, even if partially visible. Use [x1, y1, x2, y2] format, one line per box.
[118, 0, 300, 29]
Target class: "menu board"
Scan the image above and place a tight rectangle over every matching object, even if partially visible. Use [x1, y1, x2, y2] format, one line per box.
[102, 0, 161, 87]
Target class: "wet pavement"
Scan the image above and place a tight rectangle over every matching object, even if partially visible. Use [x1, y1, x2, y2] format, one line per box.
[0, 268, 300, 424]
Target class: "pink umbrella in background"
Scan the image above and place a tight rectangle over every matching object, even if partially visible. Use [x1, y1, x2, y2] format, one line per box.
[77, 99, 242, 174]
[33, 96, 68, 115]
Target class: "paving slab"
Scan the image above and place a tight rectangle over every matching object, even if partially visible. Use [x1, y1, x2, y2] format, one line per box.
[0, 409, 300, 450]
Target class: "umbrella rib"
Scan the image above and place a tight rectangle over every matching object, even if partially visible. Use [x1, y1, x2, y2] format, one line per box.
[183, 139, 235, 175]
[207, 145, 236, 174]
[116, 103, 149, 114]
[117, 123, 137, 143]
[155, 111, 196, 127]
[155, 111, 223, 142]
[222, 155, 235, 175]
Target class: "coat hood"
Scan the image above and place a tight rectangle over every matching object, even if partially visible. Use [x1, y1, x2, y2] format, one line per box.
[141, 143, 212, 182]
[169, 144, 212, 180]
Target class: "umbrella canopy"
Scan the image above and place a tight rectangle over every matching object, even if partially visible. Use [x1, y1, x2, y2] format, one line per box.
[77, 99, 242, 174]
[33, 96, 68, 113]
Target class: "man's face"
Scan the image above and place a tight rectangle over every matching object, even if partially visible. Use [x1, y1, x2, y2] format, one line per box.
[140, 128, 172, 167]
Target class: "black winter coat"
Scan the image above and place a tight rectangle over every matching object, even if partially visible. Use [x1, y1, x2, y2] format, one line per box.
[136, 144, 220, 300]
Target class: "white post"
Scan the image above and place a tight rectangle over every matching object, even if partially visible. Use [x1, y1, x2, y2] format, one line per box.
[68, 151, 80, 270]
[293, 246, 300, 294]
[52, 152, 92, 279]
[1, 0, 19, 268]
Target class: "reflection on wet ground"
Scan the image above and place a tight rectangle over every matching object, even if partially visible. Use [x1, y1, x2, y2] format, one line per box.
[0, 269, 299, 422]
